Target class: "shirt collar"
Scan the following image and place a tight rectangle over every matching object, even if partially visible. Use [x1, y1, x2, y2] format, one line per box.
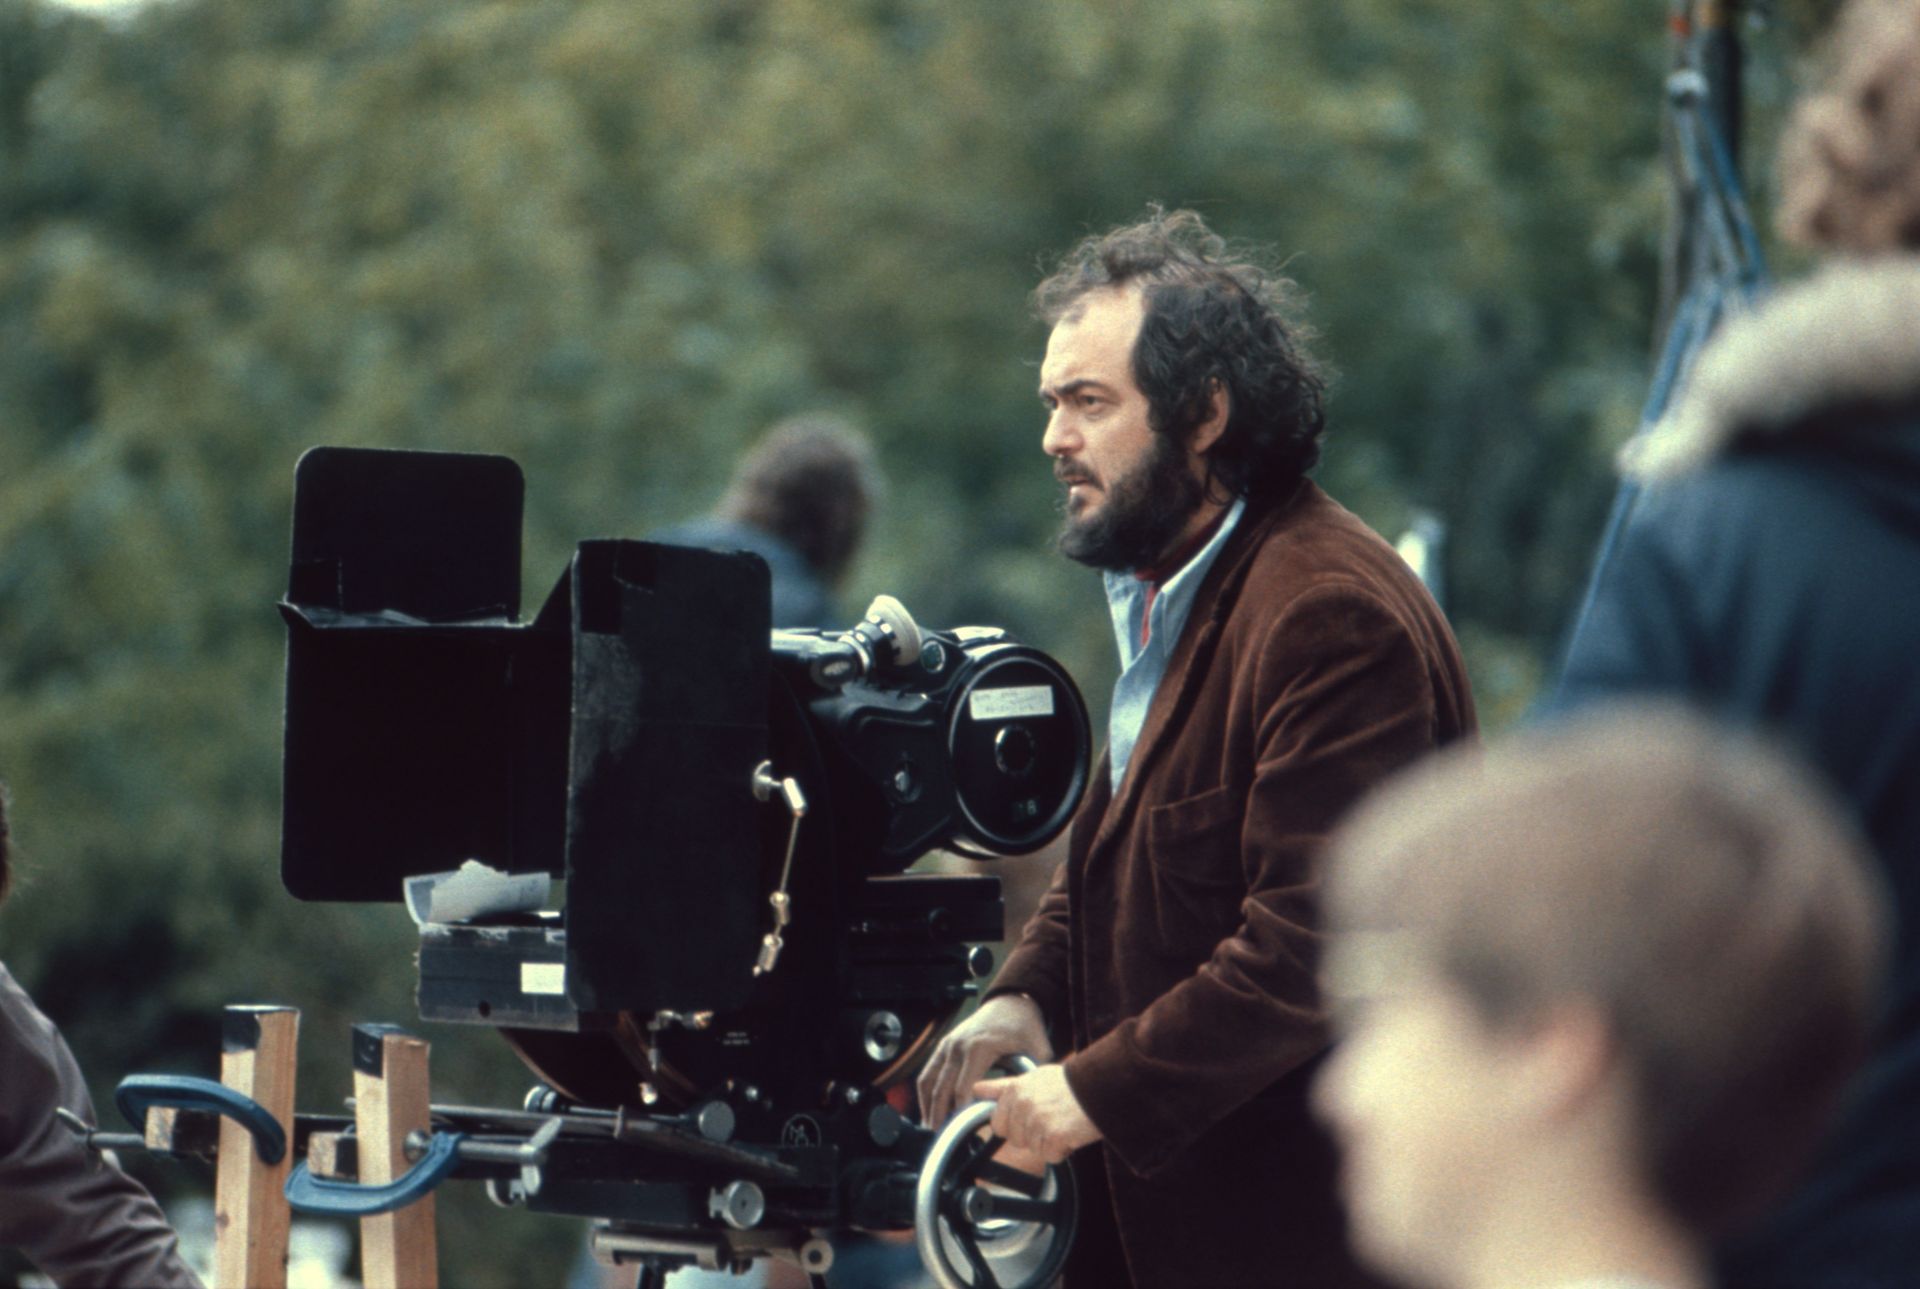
[1104, 497, 1246, 664]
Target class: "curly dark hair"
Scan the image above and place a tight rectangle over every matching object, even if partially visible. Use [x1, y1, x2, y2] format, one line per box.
[718, 415, 882, 583]
[1033, 207, 1329, 508]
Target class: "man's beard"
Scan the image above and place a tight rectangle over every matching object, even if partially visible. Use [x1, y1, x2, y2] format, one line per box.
[1055, 431, 1206, 573]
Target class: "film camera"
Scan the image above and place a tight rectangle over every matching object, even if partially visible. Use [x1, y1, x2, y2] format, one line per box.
[275, 447, 1091, 1287]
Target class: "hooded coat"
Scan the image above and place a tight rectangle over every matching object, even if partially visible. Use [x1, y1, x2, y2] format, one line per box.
[991, 481, 1476, 1289]
[1556, 260, 1920, 1287]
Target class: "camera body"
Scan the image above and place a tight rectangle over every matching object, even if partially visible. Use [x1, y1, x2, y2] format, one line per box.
[276, 447, 1090, 1274]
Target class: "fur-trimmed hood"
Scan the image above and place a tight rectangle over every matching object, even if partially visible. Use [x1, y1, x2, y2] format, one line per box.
[1626, 258, 1920, 480]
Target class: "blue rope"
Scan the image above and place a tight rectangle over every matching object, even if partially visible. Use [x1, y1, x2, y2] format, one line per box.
[1689, 92, 1770, 292]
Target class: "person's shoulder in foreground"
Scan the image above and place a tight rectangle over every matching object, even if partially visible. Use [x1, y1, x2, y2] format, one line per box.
[0, 786, 205, 1288]
[1555, 0, 1920, 720]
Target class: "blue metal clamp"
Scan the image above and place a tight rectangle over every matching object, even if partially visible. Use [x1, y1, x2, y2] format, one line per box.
[284, 1131, 465, 1216]
[114, 1074, 287, 1166]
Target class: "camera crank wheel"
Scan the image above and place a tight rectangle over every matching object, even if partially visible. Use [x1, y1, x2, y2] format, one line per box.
[914, 1099, 1077, 1289]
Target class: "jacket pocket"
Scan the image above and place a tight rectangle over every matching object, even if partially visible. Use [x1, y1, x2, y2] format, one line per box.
[1140, 785, 1245, 958]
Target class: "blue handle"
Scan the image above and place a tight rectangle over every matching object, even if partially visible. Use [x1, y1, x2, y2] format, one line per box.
[114, 1075, 287, 1166]
[284, 1131, 465, 1216]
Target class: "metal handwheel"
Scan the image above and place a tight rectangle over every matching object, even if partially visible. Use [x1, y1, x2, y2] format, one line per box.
[913, 1059, 1078, 1289]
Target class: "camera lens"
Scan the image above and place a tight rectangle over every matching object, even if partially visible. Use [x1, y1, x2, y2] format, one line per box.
[993, 725, 1038, 778]
[946, 649, 1089, 853]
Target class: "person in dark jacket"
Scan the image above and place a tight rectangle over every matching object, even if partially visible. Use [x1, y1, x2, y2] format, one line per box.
[917, 209, 1477, 1288]
[0, 783, 204, 1287]
[1554, 5, 1920, 1282]
[653, 414, 881, 630]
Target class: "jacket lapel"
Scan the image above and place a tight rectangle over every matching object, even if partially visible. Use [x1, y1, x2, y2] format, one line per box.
[1090, 495, 1296, 853]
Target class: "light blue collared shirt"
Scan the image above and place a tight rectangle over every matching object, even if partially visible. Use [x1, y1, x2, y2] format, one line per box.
[1103, 498, 1246, 791]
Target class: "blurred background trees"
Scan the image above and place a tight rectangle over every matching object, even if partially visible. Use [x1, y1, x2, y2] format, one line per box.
[0, 0, 1836, 1282]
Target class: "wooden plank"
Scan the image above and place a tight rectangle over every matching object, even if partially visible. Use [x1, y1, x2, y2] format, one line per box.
[146, 1105, 181, 1154]
[143, 1106, 221, 1159]
[214, 1005, 299, 1289]
[305, 1130, 358, 1181]
[354, 1023, 438, 1289]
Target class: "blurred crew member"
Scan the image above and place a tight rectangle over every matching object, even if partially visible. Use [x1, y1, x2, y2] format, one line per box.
[644, 414, 897, 1288]
[1313, 707, 1886, 1289]
[654, 414, 880, 629]
[0, 783, 204, 1287]
[917, 208, 1476, 1288]
[1553, 4, 1920, 1282]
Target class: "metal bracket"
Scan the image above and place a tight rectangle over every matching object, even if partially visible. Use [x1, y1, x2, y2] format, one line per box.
[114, 1074, 287, 1166]
[750, 761, 809, 977]
[284, 1131, 465, 1216]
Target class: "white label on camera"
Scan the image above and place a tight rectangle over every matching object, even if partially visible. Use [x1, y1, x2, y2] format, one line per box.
[969, 685, 1055, 721]
[521, 962, 566, 996]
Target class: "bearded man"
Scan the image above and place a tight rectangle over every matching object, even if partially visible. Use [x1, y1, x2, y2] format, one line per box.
[917, 208, 1477, 1288]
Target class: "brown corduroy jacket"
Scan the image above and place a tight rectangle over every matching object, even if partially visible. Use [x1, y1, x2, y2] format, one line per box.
[992, 481, 1476, 1288]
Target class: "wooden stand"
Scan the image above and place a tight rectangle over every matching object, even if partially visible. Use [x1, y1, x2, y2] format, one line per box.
[352, 1023, 438, 1289]
[131, 1010, 444, 1289]
[214, 1005, 299, 1289]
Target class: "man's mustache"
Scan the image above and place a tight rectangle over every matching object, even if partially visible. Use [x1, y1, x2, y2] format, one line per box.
[1054, 463, 1096, 487]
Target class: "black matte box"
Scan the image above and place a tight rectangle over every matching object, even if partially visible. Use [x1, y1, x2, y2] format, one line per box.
[280, 447, 771, 1015]
[280, 618, 562, 896]
[559, 540, 769, 1014]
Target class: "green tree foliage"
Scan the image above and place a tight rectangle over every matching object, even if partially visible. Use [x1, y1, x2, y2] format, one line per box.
[0, 0, 1816, 1282]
